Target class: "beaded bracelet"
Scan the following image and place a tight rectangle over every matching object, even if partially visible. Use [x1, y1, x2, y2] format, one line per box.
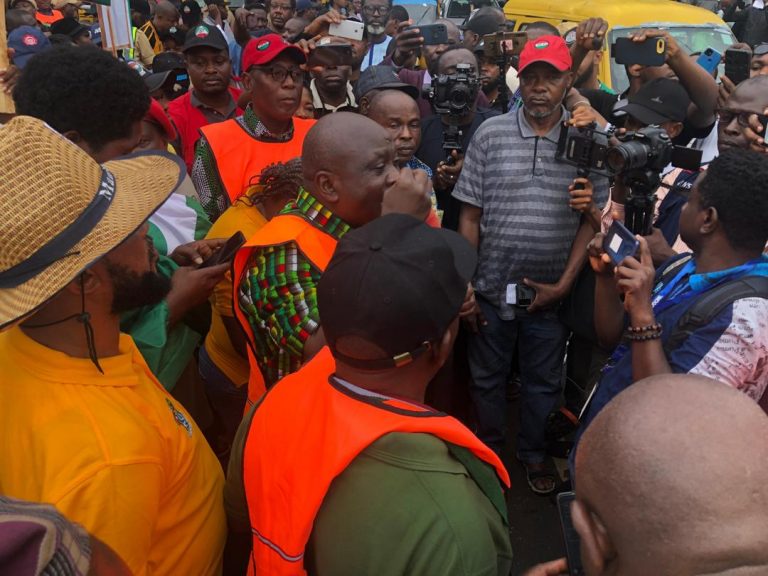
[626, 329, 663, 341]
[627, 322, 662, 334]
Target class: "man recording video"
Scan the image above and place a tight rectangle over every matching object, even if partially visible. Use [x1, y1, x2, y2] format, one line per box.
[416, 47, 499, 231]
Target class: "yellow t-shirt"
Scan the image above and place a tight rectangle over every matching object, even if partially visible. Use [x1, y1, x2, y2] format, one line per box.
[204, 200, 267, 386]
[0, 327, 226, 576]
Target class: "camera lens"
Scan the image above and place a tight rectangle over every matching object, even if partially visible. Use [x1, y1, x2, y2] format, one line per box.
[606, 141, 649, 172]
[450, 85, 470, 107]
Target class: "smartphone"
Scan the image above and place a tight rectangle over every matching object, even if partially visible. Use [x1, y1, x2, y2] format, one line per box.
[483, 31, 528, 59]
[696, 47, 722, 75]
[199, 231, 246, 269]
[406, 23, 448, 45]
[515, 284, 536, 307]
[762, 115, 768, 145]
[724, 47, 751, 85]
[308, 44, 353, 68]
[557, 492, 585, 576]
[612, 36, 666, 66]
[602, 220, 640, 267]
[329, 19, 364, 41]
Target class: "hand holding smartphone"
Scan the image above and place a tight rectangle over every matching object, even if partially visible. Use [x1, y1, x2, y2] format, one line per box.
[724, 47, 751, 85]
[612, 36, 666, 66]
[199, 231, 246, 269]
[602, 221, 640, 267]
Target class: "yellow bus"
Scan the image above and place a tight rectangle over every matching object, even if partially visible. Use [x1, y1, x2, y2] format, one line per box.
[503, 0, 735, 91]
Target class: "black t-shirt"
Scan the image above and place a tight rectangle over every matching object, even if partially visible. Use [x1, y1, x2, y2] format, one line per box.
[416, 108, 500, 231]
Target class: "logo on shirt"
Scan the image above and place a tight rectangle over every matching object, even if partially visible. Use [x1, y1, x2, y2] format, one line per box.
[166, 399, 193, 437]
[22, 33, 38, 46]
[257, 39, 271, 51]
[534, 40, 550, 49]
[194, 25, 210, 38]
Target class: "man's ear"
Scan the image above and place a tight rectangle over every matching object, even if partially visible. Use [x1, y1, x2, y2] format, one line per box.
[242, 70, 253, 93]
[666, 121, 684, 139]
[313, 170, 339, 206]
[572, 498, 616, 575]
[432, 317, 459, 367]
[700, 205, 719, 236]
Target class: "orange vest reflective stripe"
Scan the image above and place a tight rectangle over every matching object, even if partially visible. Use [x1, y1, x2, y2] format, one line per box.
[242, 347, 511, 576]
[200, 117, 315, 205]
[232, 213, 338, 409]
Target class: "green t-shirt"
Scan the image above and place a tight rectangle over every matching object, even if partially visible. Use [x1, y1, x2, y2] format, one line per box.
[226, 413, 513, 576]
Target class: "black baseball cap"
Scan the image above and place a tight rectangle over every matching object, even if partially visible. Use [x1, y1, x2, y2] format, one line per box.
[50, 17, 90, 40]
[144, 52, 188, 93]
[180, 0, 202, 28]
[318, 214, 477, 371]
[355, 65, 419, 101]
[182, 23, 229, 52]
[617, 78, 691, 125]
[462, 11, 501, 37]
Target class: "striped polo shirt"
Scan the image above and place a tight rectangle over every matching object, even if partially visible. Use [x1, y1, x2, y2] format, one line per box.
[452, 107, 608, 312]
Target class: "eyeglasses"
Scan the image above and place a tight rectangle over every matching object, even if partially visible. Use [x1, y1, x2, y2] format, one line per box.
[251, 66, 304, 83]
[717, 108, 768, 127]
[362, 3, 390, 15]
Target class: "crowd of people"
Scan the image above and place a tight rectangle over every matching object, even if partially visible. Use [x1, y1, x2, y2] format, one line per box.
[1, 0, 768, 574]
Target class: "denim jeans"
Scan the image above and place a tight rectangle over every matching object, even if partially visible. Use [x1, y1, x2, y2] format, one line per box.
[198, 344, 248, 448]
[467, 296, 568, 463]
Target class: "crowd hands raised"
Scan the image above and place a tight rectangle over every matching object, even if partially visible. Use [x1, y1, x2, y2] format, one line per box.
[1, 0, 768, 575]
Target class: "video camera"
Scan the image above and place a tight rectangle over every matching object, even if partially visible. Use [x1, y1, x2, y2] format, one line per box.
[556, 123, 702, 235]
[427, 63, 480, 164]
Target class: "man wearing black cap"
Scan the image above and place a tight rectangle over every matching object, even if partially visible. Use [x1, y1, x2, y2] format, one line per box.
[461, 6, 505, 51]
[224, 214, 512, 575]
[355, 63, 419, 114]
[168, 24, 243, 172]
[143, 51, 189, 111]
[50, 16, 91, 45]
[603, 78, 694, 265]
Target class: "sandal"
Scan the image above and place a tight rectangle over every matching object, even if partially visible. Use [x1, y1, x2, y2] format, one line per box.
[521, 461, 557, 495]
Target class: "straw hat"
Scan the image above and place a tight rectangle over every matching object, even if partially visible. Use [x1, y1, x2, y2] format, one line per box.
[0, 116, 185, 330]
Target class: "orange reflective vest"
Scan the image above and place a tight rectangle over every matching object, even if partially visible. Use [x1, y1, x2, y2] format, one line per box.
[242, 346, 511, 576]
[232, 213, 338, 409]
[36, 9, 63, 25]
[200, 117, 315, 205]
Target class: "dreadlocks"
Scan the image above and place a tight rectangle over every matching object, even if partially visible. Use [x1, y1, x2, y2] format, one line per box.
[245, 158, 304, 204]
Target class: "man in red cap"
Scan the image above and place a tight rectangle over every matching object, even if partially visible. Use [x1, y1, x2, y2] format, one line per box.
[191, 33, 314, 221]
[452, 36, 608, 494]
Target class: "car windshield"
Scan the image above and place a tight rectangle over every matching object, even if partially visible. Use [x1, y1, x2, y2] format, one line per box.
[396, 2, 437, 24]
[609, 25, 735, 93]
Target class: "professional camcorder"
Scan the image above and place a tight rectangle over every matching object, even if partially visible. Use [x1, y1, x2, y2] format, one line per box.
[556, 123, 702, 235]
[427, 63, 480, 163]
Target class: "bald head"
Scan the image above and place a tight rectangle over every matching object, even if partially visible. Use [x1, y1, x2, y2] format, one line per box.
[302, 112, 390, 181]
[574, 375, 768, 575]
[153, 1, 179, 33]
[301, 112, 398, 227]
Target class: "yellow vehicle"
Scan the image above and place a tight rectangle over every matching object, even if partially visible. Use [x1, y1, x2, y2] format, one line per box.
[503, 0, 735, 92]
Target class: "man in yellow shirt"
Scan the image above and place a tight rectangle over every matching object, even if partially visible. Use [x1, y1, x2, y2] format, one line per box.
[0, 116, 226, 575]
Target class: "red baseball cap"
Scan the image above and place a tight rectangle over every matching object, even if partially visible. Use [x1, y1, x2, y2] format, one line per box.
[517, 35, 572, 75]
[144, 98, 177, 142]
[241, 33, 306, 73]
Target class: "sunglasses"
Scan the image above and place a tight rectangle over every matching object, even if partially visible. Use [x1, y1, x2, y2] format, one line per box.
[753, 43, 768, 57]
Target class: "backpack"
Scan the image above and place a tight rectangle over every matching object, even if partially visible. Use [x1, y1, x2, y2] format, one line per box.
[656, 255, 768, 350]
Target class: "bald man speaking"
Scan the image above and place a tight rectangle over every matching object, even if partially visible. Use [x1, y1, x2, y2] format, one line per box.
[527, 374, 768, 576]
[231, 112, 431, 408]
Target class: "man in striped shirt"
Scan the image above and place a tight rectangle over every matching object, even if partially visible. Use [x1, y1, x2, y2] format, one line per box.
[453, 36, 608, 494]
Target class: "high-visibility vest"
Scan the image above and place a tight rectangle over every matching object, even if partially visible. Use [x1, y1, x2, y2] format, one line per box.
[232, 213, 338, 409]
[242, 346, 511, 576]
[200, 117, 314, 205]
[167, 88, 244, 173]
[35, 9, 63, 25]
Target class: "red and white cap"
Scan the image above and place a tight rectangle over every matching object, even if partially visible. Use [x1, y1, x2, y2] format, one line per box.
[517, 35, 572, 75]
[241, 33, 306, 73]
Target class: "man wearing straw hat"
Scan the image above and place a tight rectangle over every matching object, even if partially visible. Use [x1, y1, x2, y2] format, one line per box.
[0, 117, 226, 575]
